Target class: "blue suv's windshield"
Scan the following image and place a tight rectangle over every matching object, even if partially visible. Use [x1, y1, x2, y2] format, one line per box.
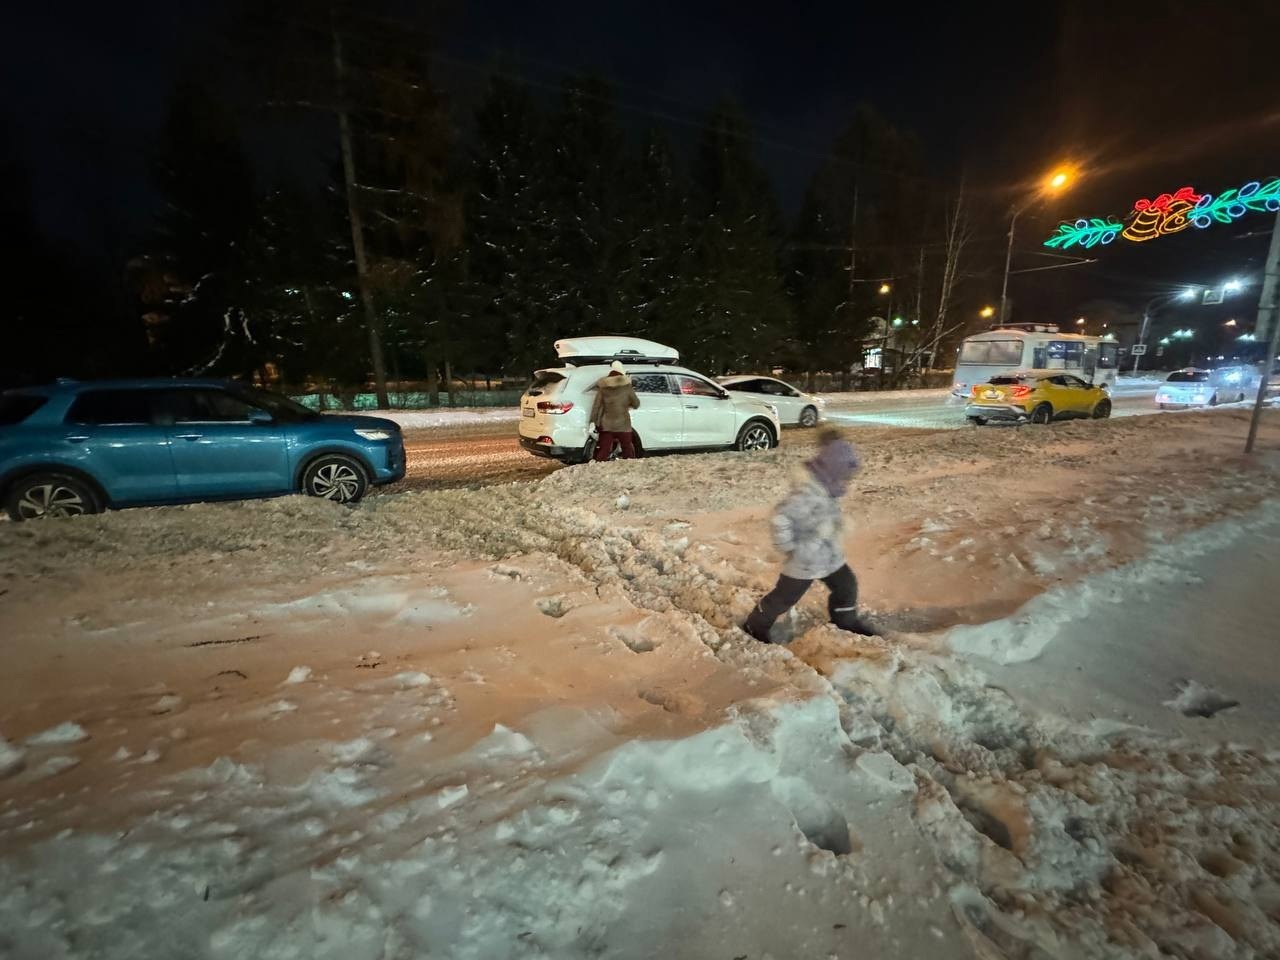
[233, 387, 319, 423]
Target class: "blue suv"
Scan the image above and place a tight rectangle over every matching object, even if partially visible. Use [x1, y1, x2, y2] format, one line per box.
[0, 379, 405, 520]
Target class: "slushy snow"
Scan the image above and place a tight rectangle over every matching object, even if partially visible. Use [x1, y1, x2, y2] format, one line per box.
[1, 407, 1277, 960]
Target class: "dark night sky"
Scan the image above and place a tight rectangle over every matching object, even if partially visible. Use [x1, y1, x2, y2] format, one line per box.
[5, 0, 1280, 325]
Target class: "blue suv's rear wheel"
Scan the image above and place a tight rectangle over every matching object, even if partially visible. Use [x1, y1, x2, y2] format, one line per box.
[5, 472, 101, 521]
[302, 455, 368, 504]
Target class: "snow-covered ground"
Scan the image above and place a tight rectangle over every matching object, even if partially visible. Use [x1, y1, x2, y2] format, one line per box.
[352, 376, 1172, 433]
[2, 408, 1278, 959]
[351, 408, 520, 429]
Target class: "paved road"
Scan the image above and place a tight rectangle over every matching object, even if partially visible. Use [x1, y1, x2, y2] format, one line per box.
[821, 382, 1162, 429]
[384, 383, 1164, 493]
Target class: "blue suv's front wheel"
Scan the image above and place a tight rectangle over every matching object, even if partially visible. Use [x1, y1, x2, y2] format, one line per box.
[5, 472, 102, 521]
[301, 454, 369, 504]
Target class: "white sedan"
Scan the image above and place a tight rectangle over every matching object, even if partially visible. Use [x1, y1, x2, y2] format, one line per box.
[717, 376, 824, 427]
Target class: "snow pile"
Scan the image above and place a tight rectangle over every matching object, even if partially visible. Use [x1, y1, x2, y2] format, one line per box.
[2, 408, 1279, 960]
[947, 501, 1280, 665]
[790, 626, 1280, 959]
[0, 696, 972, 959]
[368, 408, 518, 429]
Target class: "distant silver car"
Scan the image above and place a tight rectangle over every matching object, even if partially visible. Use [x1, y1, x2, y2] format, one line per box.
[717, 376, 824, 427]
[1155, 367, 1258, 409]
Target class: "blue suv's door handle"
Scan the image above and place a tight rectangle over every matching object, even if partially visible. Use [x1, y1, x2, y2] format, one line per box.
[65, 435, 89, 443]
[175, 433, 203, 441]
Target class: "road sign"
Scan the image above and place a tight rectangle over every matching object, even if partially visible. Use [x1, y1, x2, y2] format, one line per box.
[1130, 343, 1148, 356]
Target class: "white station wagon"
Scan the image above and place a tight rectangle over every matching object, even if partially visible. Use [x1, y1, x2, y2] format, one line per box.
[518, 337, 781, 463]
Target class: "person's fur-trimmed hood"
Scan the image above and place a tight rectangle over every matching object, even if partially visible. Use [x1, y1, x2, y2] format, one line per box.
[596, 372, 633, 389]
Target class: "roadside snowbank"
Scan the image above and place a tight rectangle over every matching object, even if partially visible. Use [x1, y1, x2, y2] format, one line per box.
[946, 500, 1280, 665]
[362, 408, 518, 428]
[2, 408, 1278, 960]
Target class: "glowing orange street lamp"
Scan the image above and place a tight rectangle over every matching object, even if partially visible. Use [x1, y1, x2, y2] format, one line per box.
[979, 305, 996, 319]
[878, 282, 891, 295]
[1000, 163, 1078, 324]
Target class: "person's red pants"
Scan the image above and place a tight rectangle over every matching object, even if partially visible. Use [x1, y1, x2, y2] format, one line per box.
[594, 430, 637, 460]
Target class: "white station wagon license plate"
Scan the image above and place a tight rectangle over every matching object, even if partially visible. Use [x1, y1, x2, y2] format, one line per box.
[522, 407, 535, 417]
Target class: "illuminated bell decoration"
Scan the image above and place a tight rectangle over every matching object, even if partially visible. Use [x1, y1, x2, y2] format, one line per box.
[1045, 176, 1279, 249]
[1121, 186, 1202, 242]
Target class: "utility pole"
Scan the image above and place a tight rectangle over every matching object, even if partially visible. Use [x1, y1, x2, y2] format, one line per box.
[332, 11, 391, 409]
[842, 185, 859, 392]
[1132, 308, 1151, 374]
[847, 185, 859, 303]
[998, 206, 1020, 325]
[1244, 209, 1280, 454]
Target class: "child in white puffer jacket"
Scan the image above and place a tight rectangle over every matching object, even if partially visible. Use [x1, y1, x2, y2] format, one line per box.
[743, 429, 875, 643]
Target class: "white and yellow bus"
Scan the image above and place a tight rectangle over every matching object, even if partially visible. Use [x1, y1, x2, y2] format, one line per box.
[950, 323, 1121, 398]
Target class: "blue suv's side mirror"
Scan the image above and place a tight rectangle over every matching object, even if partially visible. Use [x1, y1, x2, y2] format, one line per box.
[248, 408, 274, 425]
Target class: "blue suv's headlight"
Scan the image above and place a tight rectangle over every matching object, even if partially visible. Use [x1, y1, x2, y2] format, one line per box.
[354, 428, 393, 440]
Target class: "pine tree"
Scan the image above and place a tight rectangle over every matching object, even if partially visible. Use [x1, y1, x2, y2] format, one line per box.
[621, 128, 692, 348]
[137, 82, 260, 376]
[676, 102, 792, 373]
[788, 104, 924, 386]
[464, 73, 557, 377]
[540, 76, 631, 339]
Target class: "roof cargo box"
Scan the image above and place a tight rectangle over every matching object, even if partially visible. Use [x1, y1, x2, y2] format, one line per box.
[553, 336, 679, 366]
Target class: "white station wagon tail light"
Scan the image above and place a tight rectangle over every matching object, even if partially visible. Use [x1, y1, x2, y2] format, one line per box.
[536, 401, 575, 414]
[354, 428, 394, 440]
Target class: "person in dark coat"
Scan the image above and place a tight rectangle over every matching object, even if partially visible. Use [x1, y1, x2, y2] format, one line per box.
[589, 361, 641, 460]
[743, 429, 875, 642]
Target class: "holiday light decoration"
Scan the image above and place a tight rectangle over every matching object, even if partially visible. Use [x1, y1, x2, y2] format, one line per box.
[1122, 186, 1202, 242]
[1045, 176, 1279, 250]
[1189, 178, 1280, 228]
[1043, 217, 1123, 249]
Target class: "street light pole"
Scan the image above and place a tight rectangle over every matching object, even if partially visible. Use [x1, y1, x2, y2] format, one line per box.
[1134, 289, 1197, 374]
[1244, 209, 1280, 454]
[1132, 307, 1151, 374]
[998, 206, 1020, 325]
[999, 168, 1073, 326]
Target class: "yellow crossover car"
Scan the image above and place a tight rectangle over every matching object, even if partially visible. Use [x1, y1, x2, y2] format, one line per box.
[966, 372, 1112, 425]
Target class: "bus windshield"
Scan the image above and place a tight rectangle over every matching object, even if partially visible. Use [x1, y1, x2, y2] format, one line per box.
[958, 340, 1022, 365]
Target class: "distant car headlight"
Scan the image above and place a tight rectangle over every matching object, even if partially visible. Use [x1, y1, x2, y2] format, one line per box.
[354, 428, 393, 440]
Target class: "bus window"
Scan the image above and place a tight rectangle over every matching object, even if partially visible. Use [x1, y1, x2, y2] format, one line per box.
[957, 340, 1022, 365]
[1046, 340, 1083, 368]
